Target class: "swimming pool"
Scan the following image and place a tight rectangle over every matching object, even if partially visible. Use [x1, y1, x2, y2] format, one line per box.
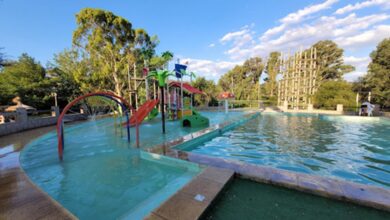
[19, 111, 244, 219]
[178, 113, 390, 188]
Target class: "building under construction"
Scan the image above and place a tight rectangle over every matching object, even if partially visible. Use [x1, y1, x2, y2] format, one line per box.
[277, 47, 319, 109]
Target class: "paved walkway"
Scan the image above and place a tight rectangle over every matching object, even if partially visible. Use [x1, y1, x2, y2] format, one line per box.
[0, 126, 76, 220]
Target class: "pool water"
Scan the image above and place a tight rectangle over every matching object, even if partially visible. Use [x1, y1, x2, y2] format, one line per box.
[20, 111, 243, 219]
[133, 111, 246, 148]
[182, 113, 390, 188]
[203, 178, 390, 220]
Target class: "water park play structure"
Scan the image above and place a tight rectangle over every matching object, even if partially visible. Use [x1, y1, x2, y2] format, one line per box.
[56, 91, 138, 160]
[57, 63, 209, 159]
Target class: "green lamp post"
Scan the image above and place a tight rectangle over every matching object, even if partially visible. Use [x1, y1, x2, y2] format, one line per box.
[147, 70, 174, 133]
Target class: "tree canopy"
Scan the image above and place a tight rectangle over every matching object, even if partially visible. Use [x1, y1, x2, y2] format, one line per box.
[191, 77, 219, 106]
[218, 57, 263, 100]
[311, 40, 354, 80]
[264, 51, 280, 97]
[313, 80, 355, 109]
[0, 54, 53, 108]
[355, 38, 390, 108]
[72, 8, 156, 97]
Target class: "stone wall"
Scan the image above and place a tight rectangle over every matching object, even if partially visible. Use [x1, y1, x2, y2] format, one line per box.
[0, 107, 87, 137]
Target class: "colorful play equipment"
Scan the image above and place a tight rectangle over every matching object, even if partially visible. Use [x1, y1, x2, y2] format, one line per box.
[147, 70, 175, 133]
[165, 64, 209, 127]
[56, 92, 138, 161]
[218, 92, 235, 114]
[123, 99, 159, 126]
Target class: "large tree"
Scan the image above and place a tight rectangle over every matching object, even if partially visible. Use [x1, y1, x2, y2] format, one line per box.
[218, 57, 263, 100]
[264, 51, 280, 97]
[0, 53, 53, 108]
[311, 40, 354, 80]
[72, 8, 155, 97]
[355, 38, 390, 107]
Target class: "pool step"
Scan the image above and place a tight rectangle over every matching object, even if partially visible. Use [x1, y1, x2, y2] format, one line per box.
[145, 166, 234, 220]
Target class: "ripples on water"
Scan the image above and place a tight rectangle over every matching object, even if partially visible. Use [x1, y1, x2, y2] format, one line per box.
[191, 113, 390, 188]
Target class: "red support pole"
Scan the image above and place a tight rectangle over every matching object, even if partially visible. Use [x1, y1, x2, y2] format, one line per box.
[57, 92, 134, 161]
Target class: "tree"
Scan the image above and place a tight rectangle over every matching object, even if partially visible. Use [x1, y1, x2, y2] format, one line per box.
[0, 48, 5, 68]
[311, 40, 354, 80]
[149, 51, 174, 70]
[218, 57, 263, 100]
[47, 49, 88, 106]
[192, 77, 219, 106]
[0, 53, 53, 108]
[313, 80, 355, 109]
[264, 51, 280, 97]
[355, 38, 390, 108]
[72, 8, 155, 97]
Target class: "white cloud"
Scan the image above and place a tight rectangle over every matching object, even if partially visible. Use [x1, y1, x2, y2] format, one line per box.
[180, 58, 241, 82]
[343, 56, 370, 81]
[184, 1, 390, 82]
[344, 71, 366, 81]
[336, 24, 390, 47]
[261, 0, 338, 40]
[208, 43, 215, 48]
[281, 0, 338, 23]
[335, 0, 390, 15]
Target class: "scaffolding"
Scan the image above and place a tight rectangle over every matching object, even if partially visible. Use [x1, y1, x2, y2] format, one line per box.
[277, 47, 319, 109]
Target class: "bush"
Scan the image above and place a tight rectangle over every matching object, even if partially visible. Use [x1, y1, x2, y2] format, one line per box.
[313, 80, 355, 109]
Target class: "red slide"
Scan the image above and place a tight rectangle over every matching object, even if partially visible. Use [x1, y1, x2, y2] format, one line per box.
[123, 99, 159, 127]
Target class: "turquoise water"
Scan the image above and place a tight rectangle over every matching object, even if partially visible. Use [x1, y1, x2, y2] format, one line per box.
[20, 111, 243, 219]
[182, 113, 390, 188]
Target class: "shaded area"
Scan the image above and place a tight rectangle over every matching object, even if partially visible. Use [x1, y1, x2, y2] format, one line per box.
[203, 178, 390, 220]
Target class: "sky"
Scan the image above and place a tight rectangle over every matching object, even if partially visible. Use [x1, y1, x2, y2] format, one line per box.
[1, 0, 389, 82]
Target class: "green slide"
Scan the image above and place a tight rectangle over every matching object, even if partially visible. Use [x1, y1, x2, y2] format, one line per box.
[181, 110, 209, 128]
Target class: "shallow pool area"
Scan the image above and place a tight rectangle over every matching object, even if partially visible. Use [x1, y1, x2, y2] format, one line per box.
[179, 113, 390, 188]
[19, 111, 244, 219]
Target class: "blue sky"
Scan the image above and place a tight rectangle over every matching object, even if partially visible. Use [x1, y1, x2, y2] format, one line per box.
[1, 0, 389, 82]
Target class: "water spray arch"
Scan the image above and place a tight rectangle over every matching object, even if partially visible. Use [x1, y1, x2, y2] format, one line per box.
[57, 92, 136, 161]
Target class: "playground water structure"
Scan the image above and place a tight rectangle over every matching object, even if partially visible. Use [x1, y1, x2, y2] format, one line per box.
[177, 112, 390, 188]
[19, 110, 246, 219]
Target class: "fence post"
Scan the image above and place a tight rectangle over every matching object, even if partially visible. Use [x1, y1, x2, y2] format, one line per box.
[307, 104, 313, 112]
[336, 104, 343, 113]
[51, 106, 60, 117]
[283, 101, 288, 111]
[16, 108, 28, 124]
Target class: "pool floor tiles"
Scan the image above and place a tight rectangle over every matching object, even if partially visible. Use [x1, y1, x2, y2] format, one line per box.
[145, 166, 234, 220]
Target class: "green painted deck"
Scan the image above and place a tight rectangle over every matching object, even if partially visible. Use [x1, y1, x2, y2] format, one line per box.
[203, 178, 390, 220]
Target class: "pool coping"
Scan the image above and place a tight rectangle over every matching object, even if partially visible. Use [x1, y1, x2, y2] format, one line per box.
[145, 166, 234, 220]
[166, 150, 390, 212]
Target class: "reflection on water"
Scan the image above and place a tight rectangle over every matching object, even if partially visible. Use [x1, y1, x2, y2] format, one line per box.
[190, 113, 390, 188]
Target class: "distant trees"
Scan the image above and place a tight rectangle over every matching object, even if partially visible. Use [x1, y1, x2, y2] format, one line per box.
[191, 77, 219, 106]
[313, 81, 355, 109]
[0, 54, 53, 108]
[218, 57, 263, 100]
[311, 40, 354, 80]
[354, 38, 390, 108]
[264, 51, 280, 98]
[0, 48, 5, 68]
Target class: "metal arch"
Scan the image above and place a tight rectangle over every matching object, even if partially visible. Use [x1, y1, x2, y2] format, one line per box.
[56, 92, 135, 161]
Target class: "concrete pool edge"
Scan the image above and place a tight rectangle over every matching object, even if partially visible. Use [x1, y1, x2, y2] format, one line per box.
[146, 111, 260, 154]
[171, 151, 390, 212]
[145, 166, 234, 220]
